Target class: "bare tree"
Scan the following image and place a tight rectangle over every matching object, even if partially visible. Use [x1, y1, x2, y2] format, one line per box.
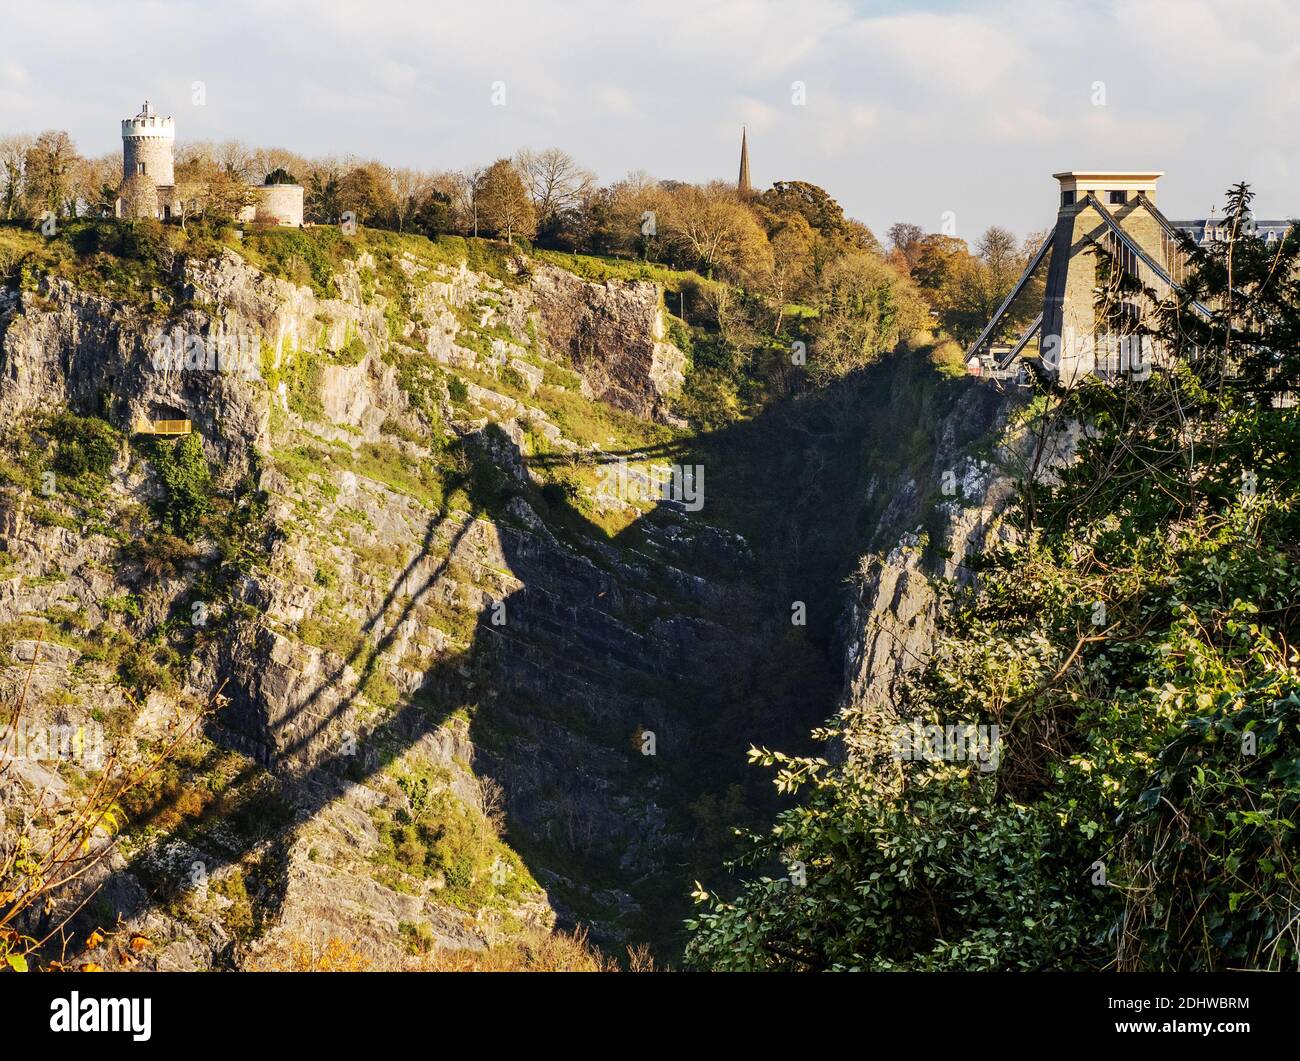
[175, 140, 216, 167]
[214, 139, 255, 181]
[457, 166, 487, 238]
[72, 153, 121, 217]
[250, 146, 308, 185]
[388, 167, 433, 232]
[515, 147, 594, 230]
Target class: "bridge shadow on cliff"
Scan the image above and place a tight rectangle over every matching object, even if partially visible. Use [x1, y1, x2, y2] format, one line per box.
[68, 349, 1010, 965]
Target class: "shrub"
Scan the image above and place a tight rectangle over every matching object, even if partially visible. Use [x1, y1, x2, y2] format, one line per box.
[49, 412, 120, 479]
[147, 433, 213, 539]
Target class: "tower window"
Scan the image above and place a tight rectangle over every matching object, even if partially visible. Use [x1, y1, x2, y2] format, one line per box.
[1061, 190, 1076, 206]
[1108, 190, 1127, 205]
[137, 162, 146, 175]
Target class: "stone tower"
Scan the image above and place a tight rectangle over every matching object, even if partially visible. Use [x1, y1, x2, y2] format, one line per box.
[1040, 171, 1168, 383]
[737, 127, 751, 196]
[121, 101, 175, 187]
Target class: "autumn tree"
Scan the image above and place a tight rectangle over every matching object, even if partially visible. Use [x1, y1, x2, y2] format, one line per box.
[73, 153, 121, 218]
[337, 162, 395, 225]
[928, 226, 1036, 344]
[759, 180, 849, 236]
[582, 171, 665, 258]
[662, 181, 771, 283]
[477, 159, 536, 244]
[25, 130, 79, 217]
[168, 154, 256, 226]
[384, 167, 433, 232]
[809, 251, 927, 384]
[908, 233, 969, 293]
[758, 179, 880, 280]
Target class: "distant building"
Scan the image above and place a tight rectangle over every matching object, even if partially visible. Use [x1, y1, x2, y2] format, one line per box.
[1170, 216, 1292, 246]
[114, 100, 304, 227]
[117, 101, 176, 219]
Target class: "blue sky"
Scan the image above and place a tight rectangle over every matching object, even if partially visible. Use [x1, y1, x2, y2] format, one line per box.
[2, 0, 1296, 241]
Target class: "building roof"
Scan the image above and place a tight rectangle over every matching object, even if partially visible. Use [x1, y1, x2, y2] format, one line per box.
[1053, 170, 1164, 182]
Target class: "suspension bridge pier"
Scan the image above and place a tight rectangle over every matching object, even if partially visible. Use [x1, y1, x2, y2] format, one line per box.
[965, 170, 1238, 385]
[1041, 171, 1168, 384]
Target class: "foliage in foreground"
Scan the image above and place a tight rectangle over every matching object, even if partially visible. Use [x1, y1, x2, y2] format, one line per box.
[687, 185, 1300, 971]
[0, 641, 210, 971]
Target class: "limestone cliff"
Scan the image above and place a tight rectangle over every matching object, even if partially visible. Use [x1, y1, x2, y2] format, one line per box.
[0, 233, 746, 968]
[529, 263, 685, 424]
[0, 228, 1046, 971]
[838, 379, 1080, 756]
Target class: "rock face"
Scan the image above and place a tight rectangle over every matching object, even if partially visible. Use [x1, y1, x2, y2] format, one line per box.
[530, 264, 686, 422]
[838, 382, 1080, 747]
[0, 273, 266, 483]
[0, 236, 749, 969]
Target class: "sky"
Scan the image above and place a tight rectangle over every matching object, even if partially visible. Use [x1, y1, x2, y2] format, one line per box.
[1, 0, 1297, 242]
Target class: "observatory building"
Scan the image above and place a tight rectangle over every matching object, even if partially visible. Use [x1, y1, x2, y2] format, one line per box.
[114, 100, 304, 227]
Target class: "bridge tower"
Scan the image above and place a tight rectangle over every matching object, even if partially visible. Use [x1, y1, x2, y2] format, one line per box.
[965, 169, 1194, 385]
[1041, 171, 1168, 383]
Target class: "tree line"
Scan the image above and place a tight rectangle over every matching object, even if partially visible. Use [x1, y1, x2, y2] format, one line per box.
[0, 128, 1041, 408]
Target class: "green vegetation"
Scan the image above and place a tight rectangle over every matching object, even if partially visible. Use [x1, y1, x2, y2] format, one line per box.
[273, 435, 448, 512]
[372, 763, 537, 910]
[237, 225, 352, 298]
[688, 185, 1300, 972]
[143, 432, 213, 539]
[49, 411, 120, 478]
[0, 218, 227, 310]
[533, 248, 699, 290]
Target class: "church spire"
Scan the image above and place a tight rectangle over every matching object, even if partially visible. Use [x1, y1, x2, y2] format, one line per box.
[738, 126, 752, 196]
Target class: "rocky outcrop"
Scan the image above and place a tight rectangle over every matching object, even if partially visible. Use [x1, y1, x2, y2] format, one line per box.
[0, 235, 749, 967]
[838, 385, 1081, 745]
[530, 264, 685, 423]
